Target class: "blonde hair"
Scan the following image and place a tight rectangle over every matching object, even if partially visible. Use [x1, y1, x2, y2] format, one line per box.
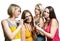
[35, 3, 44, 17]
[7, 4, 21, 17]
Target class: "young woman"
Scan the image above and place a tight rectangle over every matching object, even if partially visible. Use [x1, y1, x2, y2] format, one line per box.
[33, 3, 45, 41]
[35, 6, 60, 41]
[1, 4, 22, 41]
[21, 10, 34, 41]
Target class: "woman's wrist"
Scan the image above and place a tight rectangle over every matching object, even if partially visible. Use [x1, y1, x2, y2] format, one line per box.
[18, 24, 22, 29]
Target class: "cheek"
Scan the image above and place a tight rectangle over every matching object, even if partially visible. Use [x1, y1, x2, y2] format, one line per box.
[16, 12, 20, 16]
[43, 12, 46, 16]
[35, 10, 40, 14]
[37, 11, 40, 14]
[28, 16, 32, 21]
[47, 14, 49, 17]
[44, 12, 49, 18]
[14, 12, 18, 16]
[30, 17, 32, 21]
[13, 12, 18, 18]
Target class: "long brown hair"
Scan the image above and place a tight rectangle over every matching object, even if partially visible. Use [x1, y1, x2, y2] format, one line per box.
[21, 10, 34, 27]
[44, 6, 58, 24]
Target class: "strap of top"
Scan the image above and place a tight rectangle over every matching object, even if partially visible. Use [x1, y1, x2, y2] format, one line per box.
[6, 19, 17, 28]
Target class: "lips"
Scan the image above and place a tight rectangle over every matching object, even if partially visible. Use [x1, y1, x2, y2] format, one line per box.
[27, 18, 31, 22]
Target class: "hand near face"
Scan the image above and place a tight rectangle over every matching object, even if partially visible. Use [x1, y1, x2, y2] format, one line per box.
[35, 25, 42, 31]
[19, 19, 24, 26]
[17, 19, 24, 26]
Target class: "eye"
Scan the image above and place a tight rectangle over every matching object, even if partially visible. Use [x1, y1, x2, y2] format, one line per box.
[25, 15, 29, 19]
[18, 10, 21, 12]
[25, 15, 31, 18]
[47, 12, 49, 14]
[44, 11, 46, 12]
[35, 8, 40, 11]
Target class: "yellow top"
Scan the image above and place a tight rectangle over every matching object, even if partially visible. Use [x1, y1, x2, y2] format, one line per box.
[10, 26, 21, 39]
[4, 20, 21, 41]
[25, 25, 33, 41]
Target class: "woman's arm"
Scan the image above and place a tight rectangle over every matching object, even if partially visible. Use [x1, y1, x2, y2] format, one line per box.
[39, 18, 44, 27]
[36, 19, 58, 39]
[38, 18, 45, 36]
[21, 25, 26, 41]
[1, 20, 23, 40]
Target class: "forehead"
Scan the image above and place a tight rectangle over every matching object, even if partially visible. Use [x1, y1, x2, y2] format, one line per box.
[44, 8, 49, 12]
[15, 7, 21, 10]
[35, 6, 40, 9]
[25, 12, 31, 16]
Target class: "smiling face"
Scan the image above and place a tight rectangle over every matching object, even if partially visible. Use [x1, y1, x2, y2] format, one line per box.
[43, 8, 50, 19]
[25, 12, 32, 23]
[35, 6, 40, 16]
[8, 4, 21, 18]
[12, 7, 21, 18]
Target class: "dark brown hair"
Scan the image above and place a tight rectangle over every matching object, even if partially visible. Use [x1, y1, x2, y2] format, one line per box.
[21, 10, 34, 27]
[44, 6, 58, 25]
[46, 6, 57, 19]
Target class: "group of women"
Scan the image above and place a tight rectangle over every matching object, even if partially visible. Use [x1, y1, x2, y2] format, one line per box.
[1, 3, 60, 41]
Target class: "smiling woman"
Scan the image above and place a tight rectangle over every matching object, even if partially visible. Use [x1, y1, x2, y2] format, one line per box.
[33, 3, 45, 41]
[35, 6, 60, 41]
[21, 10, 34, 41]
[1, 4, 23, 41]
[0, 0, 60, 41]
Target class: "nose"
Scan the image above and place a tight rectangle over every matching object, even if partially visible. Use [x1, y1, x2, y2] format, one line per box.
[28, 16, 31, 20]
[27, 17, 30, 20]
[44, 12, 47, 15]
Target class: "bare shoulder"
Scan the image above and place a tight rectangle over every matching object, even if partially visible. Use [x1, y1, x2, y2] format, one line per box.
[40, 18, 43, 20]
[51, 18, 58, 23]
[51, 18, 58, 27]
[1, 19, 7, 24]
[39, 18, 44, 23]
[34, 16, 36, 19]
[1, 19, 9, 29]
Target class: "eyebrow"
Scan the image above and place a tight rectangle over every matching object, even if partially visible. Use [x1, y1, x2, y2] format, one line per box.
[25, 14, 31, 17]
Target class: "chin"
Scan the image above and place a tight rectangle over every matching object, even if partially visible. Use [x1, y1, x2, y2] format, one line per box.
[28, 21, 31, 23]
[44, 16, 47, 18]
[27, 21, 31, 23]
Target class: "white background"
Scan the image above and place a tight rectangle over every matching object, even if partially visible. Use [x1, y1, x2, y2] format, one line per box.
[0, 0, 60, 41]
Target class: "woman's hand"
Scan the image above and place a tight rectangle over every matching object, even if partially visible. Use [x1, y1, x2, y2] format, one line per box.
[35, 25, 40, 30]
[20, 19, 24, 25]
[1, 19, 24, 40]
[35, 25, 43, 32]
[18, 19, 23, 25]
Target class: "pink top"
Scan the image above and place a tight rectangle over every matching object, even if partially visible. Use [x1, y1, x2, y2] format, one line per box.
[44, 24, 60, 41]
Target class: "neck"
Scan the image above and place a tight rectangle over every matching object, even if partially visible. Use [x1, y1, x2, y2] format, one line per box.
[46, 17, 50, 23]
[35, 15, 40, 19]
[9, 16, 16, 21]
